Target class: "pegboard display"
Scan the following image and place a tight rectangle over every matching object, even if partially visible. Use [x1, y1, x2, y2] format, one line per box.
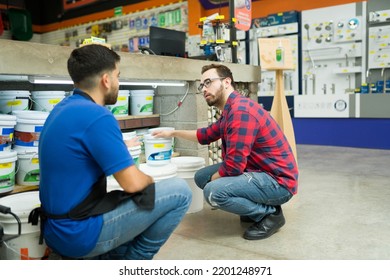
[368, 23, 390, 69]
[40, 2, 188, 53]
[300, 3, 366, 96]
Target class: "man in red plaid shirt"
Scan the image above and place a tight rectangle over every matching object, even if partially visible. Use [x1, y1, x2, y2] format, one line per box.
[152, 64, 298, 240]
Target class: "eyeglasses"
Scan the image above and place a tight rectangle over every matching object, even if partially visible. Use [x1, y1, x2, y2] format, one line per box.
[197, 77, 226, 92]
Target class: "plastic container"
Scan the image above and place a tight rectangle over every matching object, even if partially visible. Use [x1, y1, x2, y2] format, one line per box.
[130, 90, 154, 116]
[0, 191, 48, 260]
[0, 90, 30, 114]
[171, 156, 205, 213]
[148, 127, 175, 151]
[0, 114, 17, 152]
[106, 90, 129, 117]
[31, 91, 66, 112]
[139, 163, 177, 181]
[15, 148, 40, 186]
[0, 150, 17, 194]
[13, 110, 49, 152]
[144, 133, 173, 166]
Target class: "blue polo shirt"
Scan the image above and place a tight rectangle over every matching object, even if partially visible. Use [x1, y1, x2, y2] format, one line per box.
[38, 89, 134, 257]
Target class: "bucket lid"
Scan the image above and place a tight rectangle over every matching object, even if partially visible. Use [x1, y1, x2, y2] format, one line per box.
[0, 90, 30, 97]
[0, 114, 17, 125]
[118, 90, 130, 95]
[0, 150, 18, 163]
[148, 127, 175, 133]
[139, 163, 177, 178]
[0, 191, 40, 220]
[13, 145, 38, 155]
[31, 91, 66, 96]
[12, 110, 49, 120]
[130, 90, 154, 96]
[144, 133, 172, 141]
[171, 156, 205, 170]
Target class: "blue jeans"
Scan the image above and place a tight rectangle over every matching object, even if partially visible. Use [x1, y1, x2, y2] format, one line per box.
[194, 163, 292, 222]
[83, 177, 191, 260]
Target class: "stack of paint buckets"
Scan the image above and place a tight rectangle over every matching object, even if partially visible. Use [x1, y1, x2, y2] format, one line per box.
[12, 110, 49, 187]
[0, 108, 49, 259]
[140, 127, 206, 213]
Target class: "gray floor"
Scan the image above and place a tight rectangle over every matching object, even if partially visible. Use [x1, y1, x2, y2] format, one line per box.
[154, 144, 390, 260]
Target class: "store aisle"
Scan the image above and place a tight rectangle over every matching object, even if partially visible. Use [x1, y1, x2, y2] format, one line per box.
[155, 144, 390, 260]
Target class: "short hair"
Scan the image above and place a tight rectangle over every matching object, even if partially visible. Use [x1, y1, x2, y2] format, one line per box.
[67, 44, 121, 89]
[201, 64, 235, 89]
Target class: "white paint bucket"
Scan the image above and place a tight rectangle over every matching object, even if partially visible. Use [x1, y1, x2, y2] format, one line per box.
[130, 90, 154, 115]
[12, 111, 49, 152]
[139, 163, 177, 181]
[15, 148, 40, 186]
[31, 91, 66, 112]
[0, 150, 17, 194]
[106, 90, 129, 117]
[0, 191, 48, 260]
[148, 126, 175, 151]
[171, 156, 205, 213]
[122, 131, 141, 167]
[0, 91, 30, 114]
[0, 114, 17, 152]
[144, 133, 172, 166]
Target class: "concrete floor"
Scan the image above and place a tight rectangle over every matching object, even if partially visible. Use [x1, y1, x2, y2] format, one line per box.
[154, 144, 390, 260]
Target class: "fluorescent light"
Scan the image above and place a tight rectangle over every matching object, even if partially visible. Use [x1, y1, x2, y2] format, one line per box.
[29, 76, 73, 85]
[28, 76, 186, 87]
[120, 80, 187, 87]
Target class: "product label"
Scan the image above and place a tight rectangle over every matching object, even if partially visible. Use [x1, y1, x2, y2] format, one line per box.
[23, 169, 40, 183]
[0, 170, 14, 188]
[6, 100, 22, 106]
[14, 131, 40, 147]
[48, 99, 61, 104]
[148, 150, 172, 161]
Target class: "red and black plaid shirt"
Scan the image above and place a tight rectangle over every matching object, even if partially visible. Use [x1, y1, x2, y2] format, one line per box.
[197, 92, 298, 194]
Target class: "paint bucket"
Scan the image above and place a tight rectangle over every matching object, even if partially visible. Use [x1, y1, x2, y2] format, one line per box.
[0, 114, 17, 152]
[130, 90, 154, 116]
[122, 131, 141, 167]
[171, 156, 205, 213]
[12, 111, 49, 152]
[144, 133, 172, 166]
[106, 90, 129, 117]
[0, 91, 30, 114]
[0, 191, 48, 260]
[31, 91, 66, 112]
[0, 150, 17, 194]
[148, 127, 175, 151]
[139, 163, 177, 182]
[15, 148, 40, 186]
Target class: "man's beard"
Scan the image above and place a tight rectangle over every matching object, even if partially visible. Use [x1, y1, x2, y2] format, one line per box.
[105, 87, 119, 105]
[206, 85, 224, 107]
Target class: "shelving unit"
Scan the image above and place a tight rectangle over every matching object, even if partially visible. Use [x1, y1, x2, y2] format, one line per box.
[116, 114, 160, 130]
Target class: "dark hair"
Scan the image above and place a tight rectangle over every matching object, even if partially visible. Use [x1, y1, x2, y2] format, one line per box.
[67, 44, 121, 89]
[201, 64, 235, 89]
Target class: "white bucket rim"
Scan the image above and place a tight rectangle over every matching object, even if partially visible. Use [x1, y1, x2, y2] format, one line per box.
[130, 90, 154, 96]
[139, 163, 177, 178]
[0, 191, 40, 221]
[144, 133, 172, 141]
[12, 110, 50, 120]
[31, 91, 66, 96]
[171, 156, 205, 170]
[0, 150, 18, 162]
[0, 91, 31, 97]
[0, 114, 17, 122]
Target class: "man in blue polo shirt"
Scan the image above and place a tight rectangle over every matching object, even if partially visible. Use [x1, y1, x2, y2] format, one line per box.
[38, 44, 191, 259]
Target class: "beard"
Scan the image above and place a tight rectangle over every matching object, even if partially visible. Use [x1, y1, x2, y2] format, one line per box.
[104, 86, 119, 105]
[205, 84, 224, 107]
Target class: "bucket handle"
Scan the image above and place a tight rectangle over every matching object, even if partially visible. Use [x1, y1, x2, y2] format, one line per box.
[15, 151, 38, 175]
[29, 97, 49, 112]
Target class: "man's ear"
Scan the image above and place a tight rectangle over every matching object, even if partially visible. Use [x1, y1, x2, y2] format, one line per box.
[101, 73, 110, 89]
